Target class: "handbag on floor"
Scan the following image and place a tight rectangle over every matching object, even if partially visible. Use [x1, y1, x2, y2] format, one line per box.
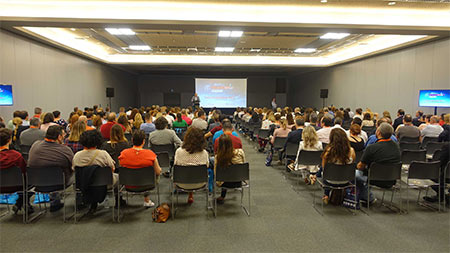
[33, 193, 50, 204]
[265, 150, 273, 166]
[152, 203, 170, 223]
[343, 188, 360, 209]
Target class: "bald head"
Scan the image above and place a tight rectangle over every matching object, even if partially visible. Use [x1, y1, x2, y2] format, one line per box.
[107, 113, 116, 122]
[377, 123, 394, 139]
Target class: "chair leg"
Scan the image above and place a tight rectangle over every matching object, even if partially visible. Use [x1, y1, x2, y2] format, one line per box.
[112, 189, 115, 222]
[248, 185, 251, 216]
[213, 185, 217, 218]
[171, 185, 175, 220]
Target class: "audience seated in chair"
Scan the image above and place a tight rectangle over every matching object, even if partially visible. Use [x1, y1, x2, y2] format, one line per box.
[421, 116, 443, 139]
[101, 124, 131, 165]
[213, 121, 242, 153]
[365, 118, 398, 147]
[64, 121, 86, 154]
[140, 113, 156, 135]
[19, 118, 45, 147]
[72, 130, 117, 213]
[191, 110, 208, 131]
[174, 127, 209, 204]
[100, 113, 125, 140]
[215, 134, 246, 204]
[396, 114, 420, 141]
[317, 116, 333, 144]
[348, 124, 365, 152]
[149, 117, 182, 148]
[28, 125, 74, 212]
[357, 123, 401, 206]
[320, 128, 356, 204]
[292, 125, 323, 183]
[119, 130, 161, 208]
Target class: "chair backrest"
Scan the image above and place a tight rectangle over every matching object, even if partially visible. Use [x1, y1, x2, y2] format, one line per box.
[421, 136, 439, 148]
[150, 144, 175, 159]
[401, 149, 426, 164]
[124, 133, 132, 143]
[216, 163, 249, 182]
[173, 127, 187, 139]
[408, 161, 440, 180]
[426, 142, 446, 156]
[285, 142, 299, 157]
[172, 165, 208, 184]
[322, 142, 328, 150]
[19, 144, 31, 154]
[323, 163, 356, 182]
[297, 150, 322, 166]
[400, 136, 420, 143]
[156, 152, 170, 169]
[399, 142, 421, 151]
[27, 167, 65, 187]
[119, 166, 156, 187]
[355, 150, 364, 163]
[144, 135, 150, 149]
[75, 166, 113, 187]
[362, 126, 375, 133]
[368, 162, 402, 181]
[431, 149, 442, 161]
[445, 162, 450, 180]
[272, 137, 287, 149]
[258, 129, 270, 139]
[0, 166, 23, 189]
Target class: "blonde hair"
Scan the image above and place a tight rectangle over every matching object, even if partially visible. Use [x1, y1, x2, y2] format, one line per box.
[280, 119, 287, 130]
[302, 125, 319, 149]
[12, 117, 22, 142]
[68, 121, 86, 142]
[134, 113, 144, 129]
[444, 114, 450, 124]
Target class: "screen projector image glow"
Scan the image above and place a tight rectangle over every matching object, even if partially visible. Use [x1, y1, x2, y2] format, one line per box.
[419, 90, 450, 107]
[0, 85, 13, 106]
[195, 78, 247, 108]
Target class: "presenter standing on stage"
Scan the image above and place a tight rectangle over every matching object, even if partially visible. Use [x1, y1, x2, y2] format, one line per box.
[271, 97, 277, 111]
[191, 93, 200, 109]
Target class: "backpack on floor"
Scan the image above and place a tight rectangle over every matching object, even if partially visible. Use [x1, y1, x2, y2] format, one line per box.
[265, 150, 273, 166]
[343, 188, 360, 210]
[329, 189, 345, 205]
[152, 203, 170, 223]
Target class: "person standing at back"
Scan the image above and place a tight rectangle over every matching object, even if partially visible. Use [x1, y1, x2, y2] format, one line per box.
[271, 97, 277, 111]
[191, 93, 200, 108]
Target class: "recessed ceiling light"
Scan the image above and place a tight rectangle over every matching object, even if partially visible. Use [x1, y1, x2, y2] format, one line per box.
[388, 2, 396, 5]
[321, 0, 327, 3]
[128, 45, 151, 51]
[105, 28, 135, 35]
[218, 30, 243, 38]
[250, 48, 261, 52]
[230, 31, 243, 37]
[320, 33, 350, 40]
[215, 47, 234, 52]
[70, 28, 76, 31]
[294, 48, 317, 53]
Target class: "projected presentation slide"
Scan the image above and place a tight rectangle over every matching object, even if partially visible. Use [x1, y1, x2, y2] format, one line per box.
[195, 78, 247, 108]
[0, 84, 13, 106]
[419, 89, 450, 107]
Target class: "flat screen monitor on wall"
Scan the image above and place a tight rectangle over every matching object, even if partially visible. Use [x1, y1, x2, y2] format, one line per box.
[0, 84, 13, 106]
[195, 78, 247, 108]
[418, 89, 450, 107]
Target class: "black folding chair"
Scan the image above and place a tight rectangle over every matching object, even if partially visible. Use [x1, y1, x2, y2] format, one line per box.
[367, 163, 402, 213]
[173, 127, 187, 140]
[118, 166, 159, 222]
[74, 166, 115, 223]
[272, 137, 287, 162]
[171, 165, 209, 219]
[144, 134, 150, 149]
[26, 167, 72, 223]
[426, 142, 446, 159]
[406, 161, 441, 212]
[314, 163, 357, 215]
[0, 166, 26, 223]
[421, 136, 439, 149]
[284, 142, 299, 165]
[430, 149, 442, 162]
[295, 150, 323, 184]
[399, 142, 421, 151]
[400, 136, 420, 143]
[214, 163, 250, 217]
[355, 150, 364, 163]
[258, 129, 270, 140]
[401, 150, 426, 169]
[444, 162, 450, 211]
[150, 144, 176, 161]
[124, 133, 132, 143]
[19, 145, 31, 161]
[362, 126, 375, 134]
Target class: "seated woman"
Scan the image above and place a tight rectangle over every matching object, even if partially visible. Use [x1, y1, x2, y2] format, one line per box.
[361, 113, 374, 127]
[101, 124, 130, 166]
[257, 113, 275, 152]
[215, 134, 246, 204]
[348, 124, 365, 152]
[269, 119, 291, 163]
[117, 114, 132, 134]
[64, 121, 86, 154]
[148, 117, 182, 149]
[174, 127, 209, 204]
[172, 113, 189, 128]
[291, 126, 323, 184]
[40, 112, 57, 132]
[321, 128, 355, 204]
[119, 130, 162, 208]
[72, 130, 117, 214]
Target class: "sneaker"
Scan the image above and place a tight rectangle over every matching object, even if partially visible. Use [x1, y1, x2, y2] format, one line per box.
[143, 200, 155, 208]
[322, 195, 329, 205]
[163, 171, 170, 178]
[187, 194, 194, 204]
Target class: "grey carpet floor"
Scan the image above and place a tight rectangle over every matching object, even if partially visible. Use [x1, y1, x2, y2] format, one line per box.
[0, 135, 449, 252]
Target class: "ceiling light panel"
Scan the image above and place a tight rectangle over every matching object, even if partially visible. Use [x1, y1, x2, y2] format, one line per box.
[218, 31, 231, 37]
[294, 48, 317, 53]
[218, 31, 243, 38]
[215, 47, 234, 52]
[128, 45, 151, 51]
[320, 33, 350, 40]
[105, 28, 135, 35]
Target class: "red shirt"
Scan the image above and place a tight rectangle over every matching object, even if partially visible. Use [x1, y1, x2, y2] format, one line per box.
[214, 132, 243, 153]
[100, 122, 125, 139]
[182, 115, 192, 126]
[0, 149, 27, 192]
[210, 125, 222, 135]
[118, 148, 157, 168]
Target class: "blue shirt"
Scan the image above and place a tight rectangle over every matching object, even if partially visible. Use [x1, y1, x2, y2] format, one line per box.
[365, 134, 398, 148]
[140, 123, 156, 135]
[212, 130, 238, 143]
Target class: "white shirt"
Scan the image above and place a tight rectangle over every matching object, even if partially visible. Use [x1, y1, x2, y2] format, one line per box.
[317, 127, 333, 144]
[345, 129, 368, 143]
[165, 115, 173, 126]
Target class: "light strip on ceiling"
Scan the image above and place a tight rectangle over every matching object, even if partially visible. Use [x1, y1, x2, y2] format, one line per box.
[20, 27, 430, 66]
[1, 1, 449, 29]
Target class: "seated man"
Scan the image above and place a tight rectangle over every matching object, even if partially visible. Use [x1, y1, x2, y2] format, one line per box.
[421, 116, 443, 139]
[140, 113, 156, 135]
[190, 110, 208, 131]
[72, 130, 117, 213]
[316, 116, 333, 144]
[119, 130, 162, 208]
[213, 121, 242, 153]
[28, 125, 74, 212]
[357, 123, 401, 206]
[396, 114, 420, 141]
[0, 128, 33, 214]
[365, 118, 398, 147]
[19, 118, 45, 146]
[212, 119, 239, 144]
